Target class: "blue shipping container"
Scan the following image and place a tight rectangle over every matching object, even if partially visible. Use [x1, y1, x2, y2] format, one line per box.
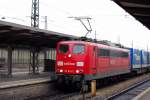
[141, 50, 148, 68]
[130, 48, 141, 69]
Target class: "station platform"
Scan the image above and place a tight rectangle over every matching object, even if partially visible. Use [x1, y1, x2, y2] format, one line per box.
[0, 72, 55, 89]
[133, 87, 150, 100]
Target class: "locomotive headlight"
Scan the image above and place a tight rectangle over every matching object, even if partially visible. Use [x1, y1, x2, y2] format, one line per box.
[68, 54, 72, 58]
[76, 70, 79, 73]
[76, 62, 84, 67]
[57, 61, 63, 66]
[60, 69, 63, 73]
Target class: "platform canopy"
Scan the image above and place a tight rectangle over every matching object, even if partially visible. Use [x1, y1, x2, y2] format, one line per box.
[113, 0, 150, 29]
[0, 20, 78, 48]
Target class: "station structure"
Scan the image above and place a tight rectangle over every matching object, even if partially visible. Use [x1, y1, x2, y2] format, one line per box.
[0, 0, 149, 77]
[0, 1, 149, 99]
[0, 20, 78, 76]
[113, 0, 150, 29]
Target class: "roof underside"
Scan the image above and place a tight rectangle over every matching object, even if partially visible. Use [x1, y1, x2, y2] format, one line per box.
[113, 0, 150, 29]
[0, 20, 78, 48]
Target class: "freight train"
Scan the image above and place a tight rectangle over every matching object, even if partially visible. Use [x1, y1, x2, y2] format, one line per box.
[55, 40, 150, 84]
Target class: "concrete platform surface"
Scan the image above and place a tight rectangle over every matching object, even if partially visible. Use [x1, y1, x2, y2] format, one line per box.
[133, 87, 150, 100]
[0, 77, 50, 89]
[0, 72, 54, 89]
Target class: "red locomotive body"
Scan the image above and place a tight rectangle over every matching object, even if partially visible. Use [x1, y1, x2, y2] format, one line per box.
[56, 41, 130, 81]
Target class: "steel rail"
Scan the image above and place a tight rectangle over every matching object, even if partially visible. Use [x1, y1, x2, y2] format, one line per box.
[105, 77, 150, 100]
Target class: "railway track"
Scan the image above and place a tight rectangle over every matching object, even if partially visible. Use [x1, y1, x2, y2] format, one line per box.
[39, 92, 79, 100]
[64, 73, 150, 100]
[27, 73, 150, 100]
[28, 83, 85, 100]
[105, 76, 150, 100]
[26, 82, 82, 100]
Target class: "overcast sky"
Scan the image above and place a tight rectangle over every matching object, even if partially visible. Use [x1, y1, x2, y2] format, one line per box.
[0, 0, 149, 50]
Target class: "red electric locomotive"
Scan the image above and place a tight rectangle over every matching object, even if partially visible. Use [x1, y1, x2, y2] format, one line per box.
[56, 41, 130, 83]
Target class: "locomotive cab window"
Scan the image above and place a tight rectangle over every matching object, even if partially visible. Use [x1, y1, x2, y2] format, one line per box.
[73, 44, 85, 54]
[59, 44, 69, 53]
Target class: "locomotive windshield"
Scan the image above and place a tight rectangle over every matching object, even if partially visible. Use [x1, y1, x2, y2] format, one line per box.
[59, 44, 69, 53]
[73, 44, 85, 54]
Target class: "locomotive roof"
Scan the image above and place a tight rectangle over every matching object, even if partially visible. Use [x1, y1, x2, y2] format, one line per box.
[59, 41, 129, 52]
